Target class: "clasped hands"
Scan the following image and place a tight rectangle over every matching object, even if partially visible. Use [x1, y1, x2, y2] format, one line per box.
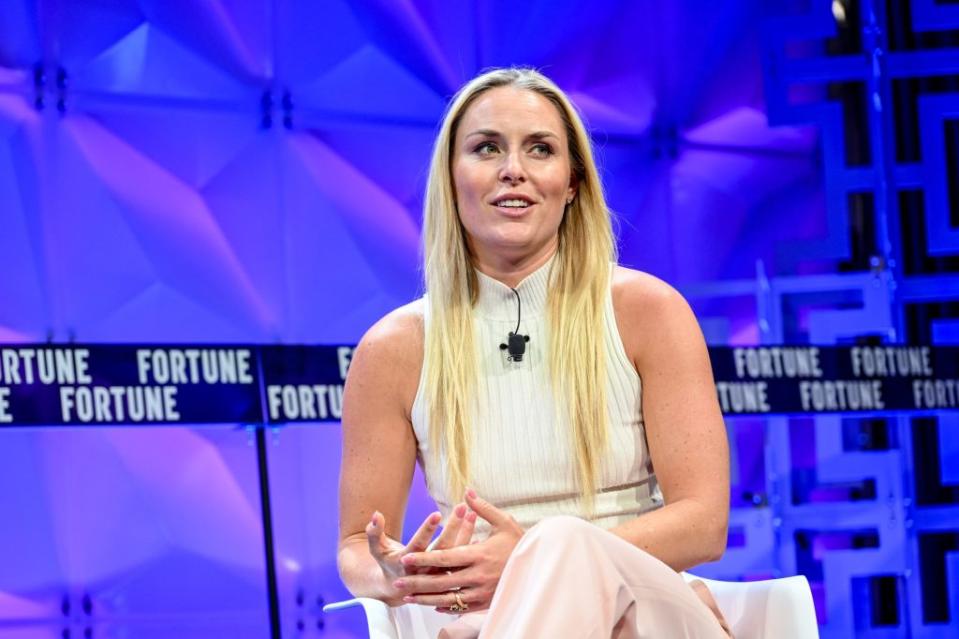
[365, 489, 524, 612]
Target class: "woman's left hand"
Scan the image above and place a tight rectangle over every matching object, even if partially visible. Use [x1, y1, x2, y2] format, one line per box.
[391, 489, 524, 613]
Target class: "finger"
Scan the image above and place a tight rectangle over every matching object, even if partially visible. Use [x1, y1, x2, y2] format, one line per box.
[464, 489, 512, 528]
[433, 504, 467, 550]
[454, 510, 477, 547]
[391, 568, 469, 595]
[366, 511, 387, 557]
[402, 545, 474, 570]
[402, 511, 442, 553]
[402, 588, 478, 610]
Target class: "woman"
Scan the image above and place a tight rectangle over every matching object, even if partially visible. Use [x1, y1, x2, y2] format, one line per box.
[337, 67, 732, 638]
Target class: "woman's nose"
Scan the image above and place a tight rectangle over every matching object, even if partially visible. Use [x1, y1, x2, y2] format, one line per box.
[498, 151, 526, 183]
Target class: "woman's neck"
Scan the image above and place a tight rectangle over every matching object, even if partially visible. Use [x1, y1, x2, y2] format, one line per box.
[470, 240, 558, 289]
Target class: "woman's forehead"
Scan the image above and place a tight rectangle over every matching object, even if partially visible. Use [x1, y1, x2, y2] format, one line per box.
[458, 86, 566, 137]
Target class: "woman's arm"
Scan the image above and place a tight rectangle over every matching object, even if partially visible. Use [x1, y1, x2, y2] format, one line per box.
[337, 303, 428, 602]
[608, 267, 730, 570]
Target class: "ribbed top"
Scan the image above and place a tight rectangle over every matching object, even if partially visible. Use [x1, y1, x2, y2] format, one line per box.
[412, 257, 662, 539]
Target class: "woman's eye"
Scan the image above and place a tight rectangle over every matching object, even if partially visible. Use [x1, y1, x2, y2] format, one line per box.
[530, 143, 553, 157]
[474, 142, 498, 155]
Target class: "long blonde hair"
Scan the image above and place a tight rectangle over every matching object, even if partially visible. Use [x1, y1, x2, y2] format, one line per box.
[422, 68, 616, 505]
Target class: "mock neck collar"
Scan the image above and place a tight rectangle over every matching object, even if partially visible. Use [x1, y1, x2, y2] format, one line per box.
[474, 254, 554, 320]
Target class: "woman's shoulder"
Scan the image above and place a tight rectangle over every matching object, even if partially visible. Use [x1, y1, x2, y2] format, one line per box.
[610, 265, 699, 367]
[356, 298, 425, 365]
[611, 265, 688, 315]
[347, 299, 425, 413]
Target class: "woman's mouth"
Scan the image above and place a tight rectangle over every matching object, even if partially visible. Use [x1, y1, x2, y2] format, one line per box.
[491, 196, 535, 215]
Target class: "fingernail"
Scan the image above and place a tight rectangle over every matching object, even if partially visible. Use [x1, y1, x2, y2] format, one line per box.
[430, 512, 441, 524]
[454, 504, 466, 518]
[403, 595, 414, 603]
[370, 511, 378, 526]
[393, 580, 405, 589]
[401, 555, 414, 565]
[466, 488, 477, 499]
[466, 511, 477, 522]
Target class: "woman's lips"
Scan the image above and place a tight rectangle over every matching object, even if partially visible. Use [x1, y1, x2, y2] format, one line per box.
[492, 202, 534, 217]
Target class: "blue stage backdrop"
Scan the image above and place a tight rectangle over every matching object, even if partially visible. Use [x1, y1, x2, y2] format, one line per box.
[0, 1, 957, 637]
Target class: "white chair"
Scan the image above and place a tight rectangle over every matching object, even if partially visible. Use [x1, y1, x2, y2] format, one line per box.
[681, 574, 819, 639]
[323, 573, 819, 638]
[323, 597, 404, 639]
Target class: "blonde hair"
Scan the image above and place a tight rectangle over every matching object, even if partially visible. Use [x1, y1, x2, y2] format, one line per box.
[422, 68, 616, 506]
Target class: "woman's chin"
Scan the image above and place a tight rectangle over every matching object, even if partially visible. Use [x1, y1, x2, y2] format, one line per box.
[482, 234, 539, 253]
[472, 234, 557, 263]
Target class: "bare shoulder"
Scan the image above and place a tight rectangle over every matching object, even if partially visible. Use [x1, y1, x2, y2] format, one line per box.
[612, 265, 686, 310]
[611, 265, 693, 331]
[611, 265, 702, 370]
[346, 299, 425, 414]
[356, 298, 424, 361]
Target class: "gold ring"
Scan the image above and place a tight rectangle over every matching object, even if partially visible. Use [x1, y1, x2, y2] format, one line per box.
[449, 591, 468, 613]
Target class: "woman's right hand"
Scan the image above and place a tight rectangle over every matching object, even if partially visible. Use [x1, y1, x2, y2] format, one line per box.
[366, 503, 477, 605]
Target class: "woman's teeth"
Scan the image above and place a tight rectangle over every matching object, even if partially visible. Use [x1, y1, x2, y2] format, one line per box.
[497, 199, 530, 208]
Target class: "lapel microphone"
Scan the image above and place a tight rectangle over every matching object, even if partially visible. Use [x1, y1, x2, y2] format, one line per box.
[500, 287, 530, 362]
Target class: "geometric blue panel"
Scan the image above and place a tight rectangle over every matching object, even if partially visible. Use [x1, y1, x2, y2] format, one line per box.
[911, 0, 959, 32]
[74, 23, 256, 102]
[918, 95, 959, 256]
[0, 0, 40, 67]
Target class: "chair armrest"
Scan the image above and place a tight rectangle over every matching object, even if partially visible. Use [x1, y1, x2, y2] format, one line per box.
[683, 573, 819, 639]
[323, 597, 398, 639]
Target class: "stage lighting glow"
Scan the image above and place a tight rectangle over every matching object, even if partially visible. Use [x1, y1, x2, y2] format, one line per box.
[831, 0, 847, 25]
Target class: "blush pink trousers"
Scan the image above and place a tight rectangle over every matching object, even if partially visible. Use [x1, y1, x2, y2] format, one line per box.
[432, 515, 730, 639]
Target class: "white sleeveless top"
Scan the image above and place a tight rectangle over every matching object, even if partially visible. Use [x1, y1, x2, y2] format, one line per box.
[411, 258, 663, 538]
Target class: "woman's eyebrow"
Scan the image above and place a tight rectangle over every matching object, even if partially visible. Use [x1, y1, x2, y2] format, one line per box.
[464, 128, 500, 139]
[463, 129, 559, 140]
[527, 131, 559, 140]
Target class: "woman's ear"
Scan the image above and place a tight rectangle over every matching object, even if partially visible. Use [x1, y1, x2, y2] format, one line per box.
[567, 173, 579, 204]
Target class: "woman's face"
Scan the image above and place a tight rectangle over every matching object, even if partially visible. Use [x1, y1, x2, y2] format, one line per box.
[451, 86, 576, 265]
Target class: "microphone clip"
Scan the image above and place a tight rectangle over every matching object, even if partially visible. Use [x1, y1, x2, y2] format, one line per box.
[500, 332, 530, 362]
